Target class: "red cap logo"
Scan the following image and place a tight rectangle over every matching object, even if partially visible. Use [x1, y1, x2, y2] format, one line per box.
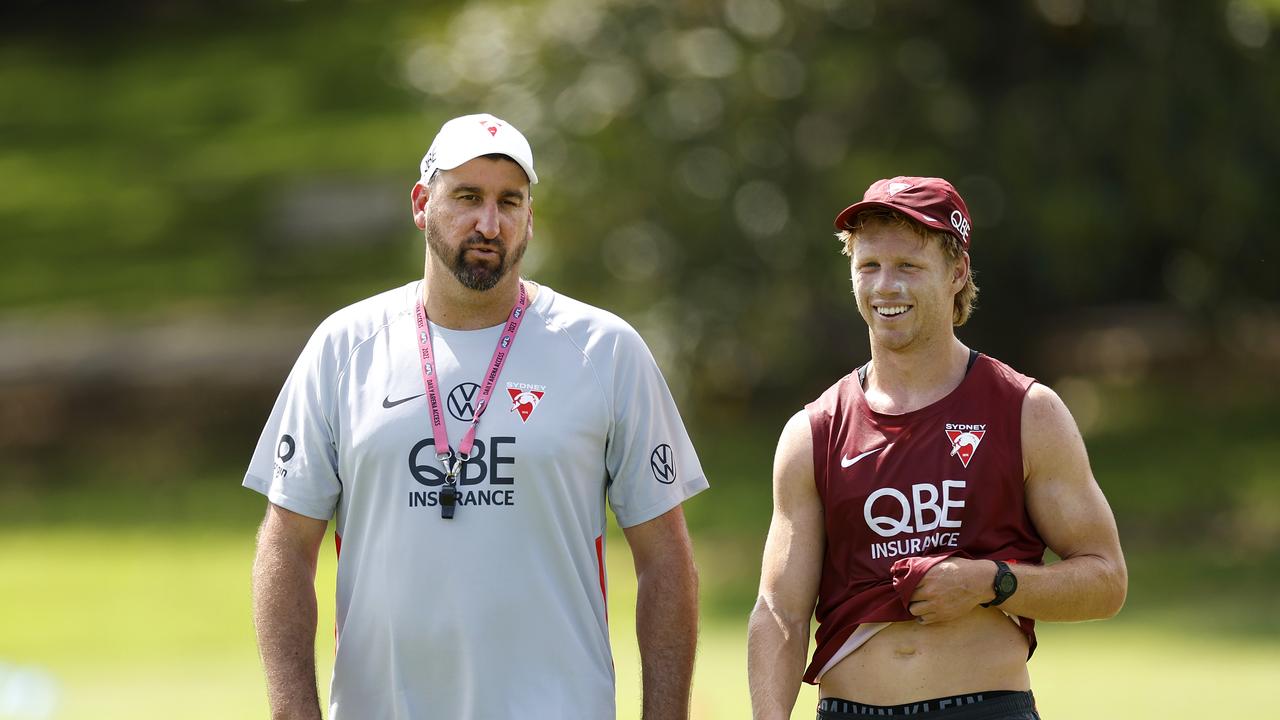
[834, 176, 974, 248]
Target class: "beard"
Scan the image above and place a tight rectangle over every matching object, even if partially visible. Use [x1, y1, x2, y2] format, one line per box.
[426, 220, 527, 292]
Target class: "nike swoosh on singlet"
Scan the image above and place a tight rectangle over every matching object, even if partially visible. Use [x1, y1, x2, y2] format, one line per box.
[382, 392, 426, 409]
[840, 446, 885, 468]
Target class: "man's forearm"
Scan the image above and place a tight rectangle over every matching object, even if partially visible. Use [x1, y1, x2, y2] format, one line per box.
[999, 553, 1127, 621]
[253, 535, 323, 720]
[635, 557, 698, 720]
[747, 598, 809, 720]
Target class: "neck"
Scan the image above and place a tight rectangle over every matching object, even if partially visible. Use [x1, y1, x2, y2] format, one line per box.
[864, 335, 971, 414]
[421, 266, 531, 331]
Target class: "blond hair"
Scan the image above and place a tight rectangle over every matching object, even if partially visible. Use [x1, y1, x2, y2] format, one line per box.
[837, 210, 979, 326]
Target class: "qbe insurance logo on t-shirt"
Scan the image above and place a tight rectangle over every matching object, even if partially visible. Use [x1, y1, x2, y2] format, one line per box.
[406, 435, 518, 510]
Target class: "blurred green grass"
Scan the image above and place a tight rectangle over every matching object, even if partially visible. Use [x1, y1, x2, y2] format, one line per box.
[3, 525, 1278, 720]
[2, 376, 1277, 718]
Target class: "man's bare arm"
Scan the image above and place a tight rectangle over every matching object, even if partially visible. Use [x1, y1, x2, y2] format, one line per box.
[252, 502, 329, 720]
[748, 410, 824, 719]
[908, 384, 1127, 624]
[624, 505, 699, 720]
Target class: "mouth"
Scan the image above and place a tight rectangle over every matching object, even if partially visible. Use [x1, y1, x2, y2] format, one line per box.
[874, 304, 912, 319]
[465, 245, 502, 261]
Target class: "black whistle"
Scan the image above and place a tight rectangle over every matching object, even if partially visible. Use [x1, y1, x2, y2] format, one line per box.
[440, 485, 458, 519]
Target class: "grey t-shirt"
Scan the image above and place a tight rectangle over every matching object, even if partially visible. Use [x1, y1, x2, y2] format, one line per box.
[244, 281, 708, 720]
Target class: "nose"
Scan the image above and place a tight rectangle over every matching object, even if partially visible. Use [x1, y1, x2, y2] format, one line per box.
[475, 201, 501, 240]
[871, 270, 905, 297]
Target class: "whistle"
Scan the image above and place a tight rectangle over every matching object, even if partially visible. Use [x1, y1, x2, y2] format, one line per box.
[440, 485, 458, 519]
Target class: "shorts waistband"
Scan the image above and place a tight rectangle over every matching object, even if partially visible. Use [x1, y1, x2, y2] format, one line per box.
[818, 690, 1036, 718]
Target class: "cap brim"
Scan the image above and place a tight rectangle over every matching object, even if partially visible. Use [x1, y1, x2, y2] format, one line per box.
[434, 154, 537, 185]
[834, 200, 950, 235]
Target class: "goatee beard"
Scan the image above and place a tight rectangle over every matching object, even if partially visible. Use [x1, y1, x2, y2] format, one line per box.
[426, 224, 525, 292]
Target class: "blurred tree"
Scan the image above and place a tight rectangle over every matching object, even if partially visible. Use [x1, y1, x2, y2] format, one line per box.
[2, 0, 1277, 410]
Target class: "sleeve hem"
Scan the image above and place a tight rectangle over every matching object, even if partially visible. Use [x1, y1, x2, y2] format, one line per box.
[242, 474, 336, 521]
[614, 475, 709, 528]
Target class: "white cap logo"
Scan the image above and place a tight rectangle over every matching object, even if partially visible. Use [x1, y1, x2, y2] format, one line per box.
[888, 182, 912, 196]
[419, 113, 538, 185]
[950, 209, 971, 241]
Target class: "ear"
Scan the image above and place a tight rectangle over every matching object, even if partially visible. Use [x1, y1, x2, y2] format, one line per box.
[952, 251, 971, 292]
[410, 182, 429, 230]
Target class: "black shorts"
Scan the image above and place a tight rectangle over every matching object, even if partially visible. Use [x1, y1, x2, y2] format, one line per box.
[817, 690, 1039, 719]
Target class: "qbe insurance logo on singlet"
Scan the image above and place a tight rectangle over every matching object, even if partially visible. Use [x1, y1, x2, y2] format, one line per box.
[863, 480, 966, 560]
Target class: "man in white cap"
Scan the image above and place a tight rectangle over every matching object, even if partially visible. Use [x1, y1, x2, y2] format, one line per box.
[748, 177, 1127, 719]
[246, 113, 708, 719]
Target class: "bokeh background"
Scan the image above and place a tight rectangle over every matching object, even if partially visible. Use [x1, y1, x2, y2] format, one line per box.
[2, 1, 1278, 718]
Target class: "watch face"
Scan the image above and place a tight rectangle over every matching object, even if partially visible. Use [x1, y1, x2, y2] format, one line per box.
[998, 573, 1017, 594]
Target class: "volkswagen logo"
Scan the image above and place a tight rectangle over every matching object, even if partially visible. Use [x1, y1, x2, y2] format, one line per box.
[448, 382, 482, 422]
[649, 444, 676, 484]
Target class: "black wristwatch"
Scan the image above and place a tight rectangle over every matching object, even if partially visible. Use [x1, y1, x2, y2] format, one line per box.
[981, 560, 1017, 608]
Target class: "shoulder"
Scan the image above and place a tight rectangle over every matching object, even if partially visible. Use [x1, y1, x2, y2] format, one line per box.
[1020, 382, 1088, 477]
[772, 409, 820, 509]
[1021, 382, 1077, 440]
[976, 354, 1036, 393]
[306, 282, 416, 368]
[533, 285, 649, 356]
[776, 410, 814, 471]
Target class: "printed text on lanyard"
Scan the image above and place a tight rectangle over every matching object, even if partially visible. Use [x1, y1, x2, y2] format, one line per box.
[414, 283, 529, 519]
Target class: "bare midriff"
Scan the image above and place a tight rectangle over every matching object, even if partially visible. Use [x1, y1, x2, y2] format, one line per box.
[819, 607, 1031, 704]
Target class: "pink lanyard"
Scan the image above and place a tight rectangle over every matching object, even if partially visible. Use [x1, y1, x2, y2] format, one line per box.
[414, 282, 529, 518]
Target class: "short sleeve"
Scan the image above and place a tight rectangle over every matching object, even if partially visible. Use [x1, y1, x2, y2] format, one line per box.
[242, 323, 342, 520]
[604, 327, 708, 527]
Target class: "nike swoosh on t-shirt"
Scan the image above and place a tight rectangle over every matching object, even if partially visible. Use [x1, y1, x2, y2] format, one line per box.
[840, 446, 885, 468]
[382, 393, 426, 409]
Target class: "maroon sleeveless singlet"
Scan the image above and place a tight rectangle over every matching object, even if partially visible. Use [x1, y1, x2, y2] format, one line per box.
[803, 354, 1046, 684]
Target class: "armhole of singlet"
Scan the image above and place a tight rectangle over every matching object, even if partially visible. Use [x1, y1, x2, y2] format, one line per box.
[857, 349, 979, 389]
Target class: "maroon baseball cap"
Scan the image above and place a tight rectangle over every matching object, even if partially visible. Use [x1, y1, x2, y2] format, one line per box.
[834, 176, 973, 247]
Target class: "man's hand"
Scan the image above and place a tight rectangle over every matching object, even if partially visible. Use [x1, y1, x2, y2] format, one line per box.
[907, 558, 997, 625]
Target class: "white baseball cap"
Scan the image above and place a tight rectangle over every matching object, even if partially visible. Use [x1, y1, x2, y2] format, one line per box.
[418, 113, 538, 185]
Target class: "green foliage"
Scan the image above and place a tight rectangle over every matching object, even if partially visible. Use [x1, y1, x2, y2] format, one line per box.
[4, 0, 1279, 398]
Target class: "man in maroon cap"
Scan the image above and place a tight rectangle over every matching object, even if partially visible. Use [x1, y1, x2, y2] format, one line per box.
[747, 177, 1128, 719]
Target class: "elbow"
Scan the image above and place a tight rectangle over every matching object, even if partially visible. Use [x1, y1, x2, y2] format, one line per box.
[750, 594, 810, 641]
[1100, 560, 1129, 619]
[638, 550, 699, 600]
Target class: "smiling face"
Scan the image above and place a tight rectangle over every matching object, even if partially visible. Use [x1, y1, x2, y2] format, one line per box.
[412, 155, 532, 292]
[849, 217, 968, 353]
